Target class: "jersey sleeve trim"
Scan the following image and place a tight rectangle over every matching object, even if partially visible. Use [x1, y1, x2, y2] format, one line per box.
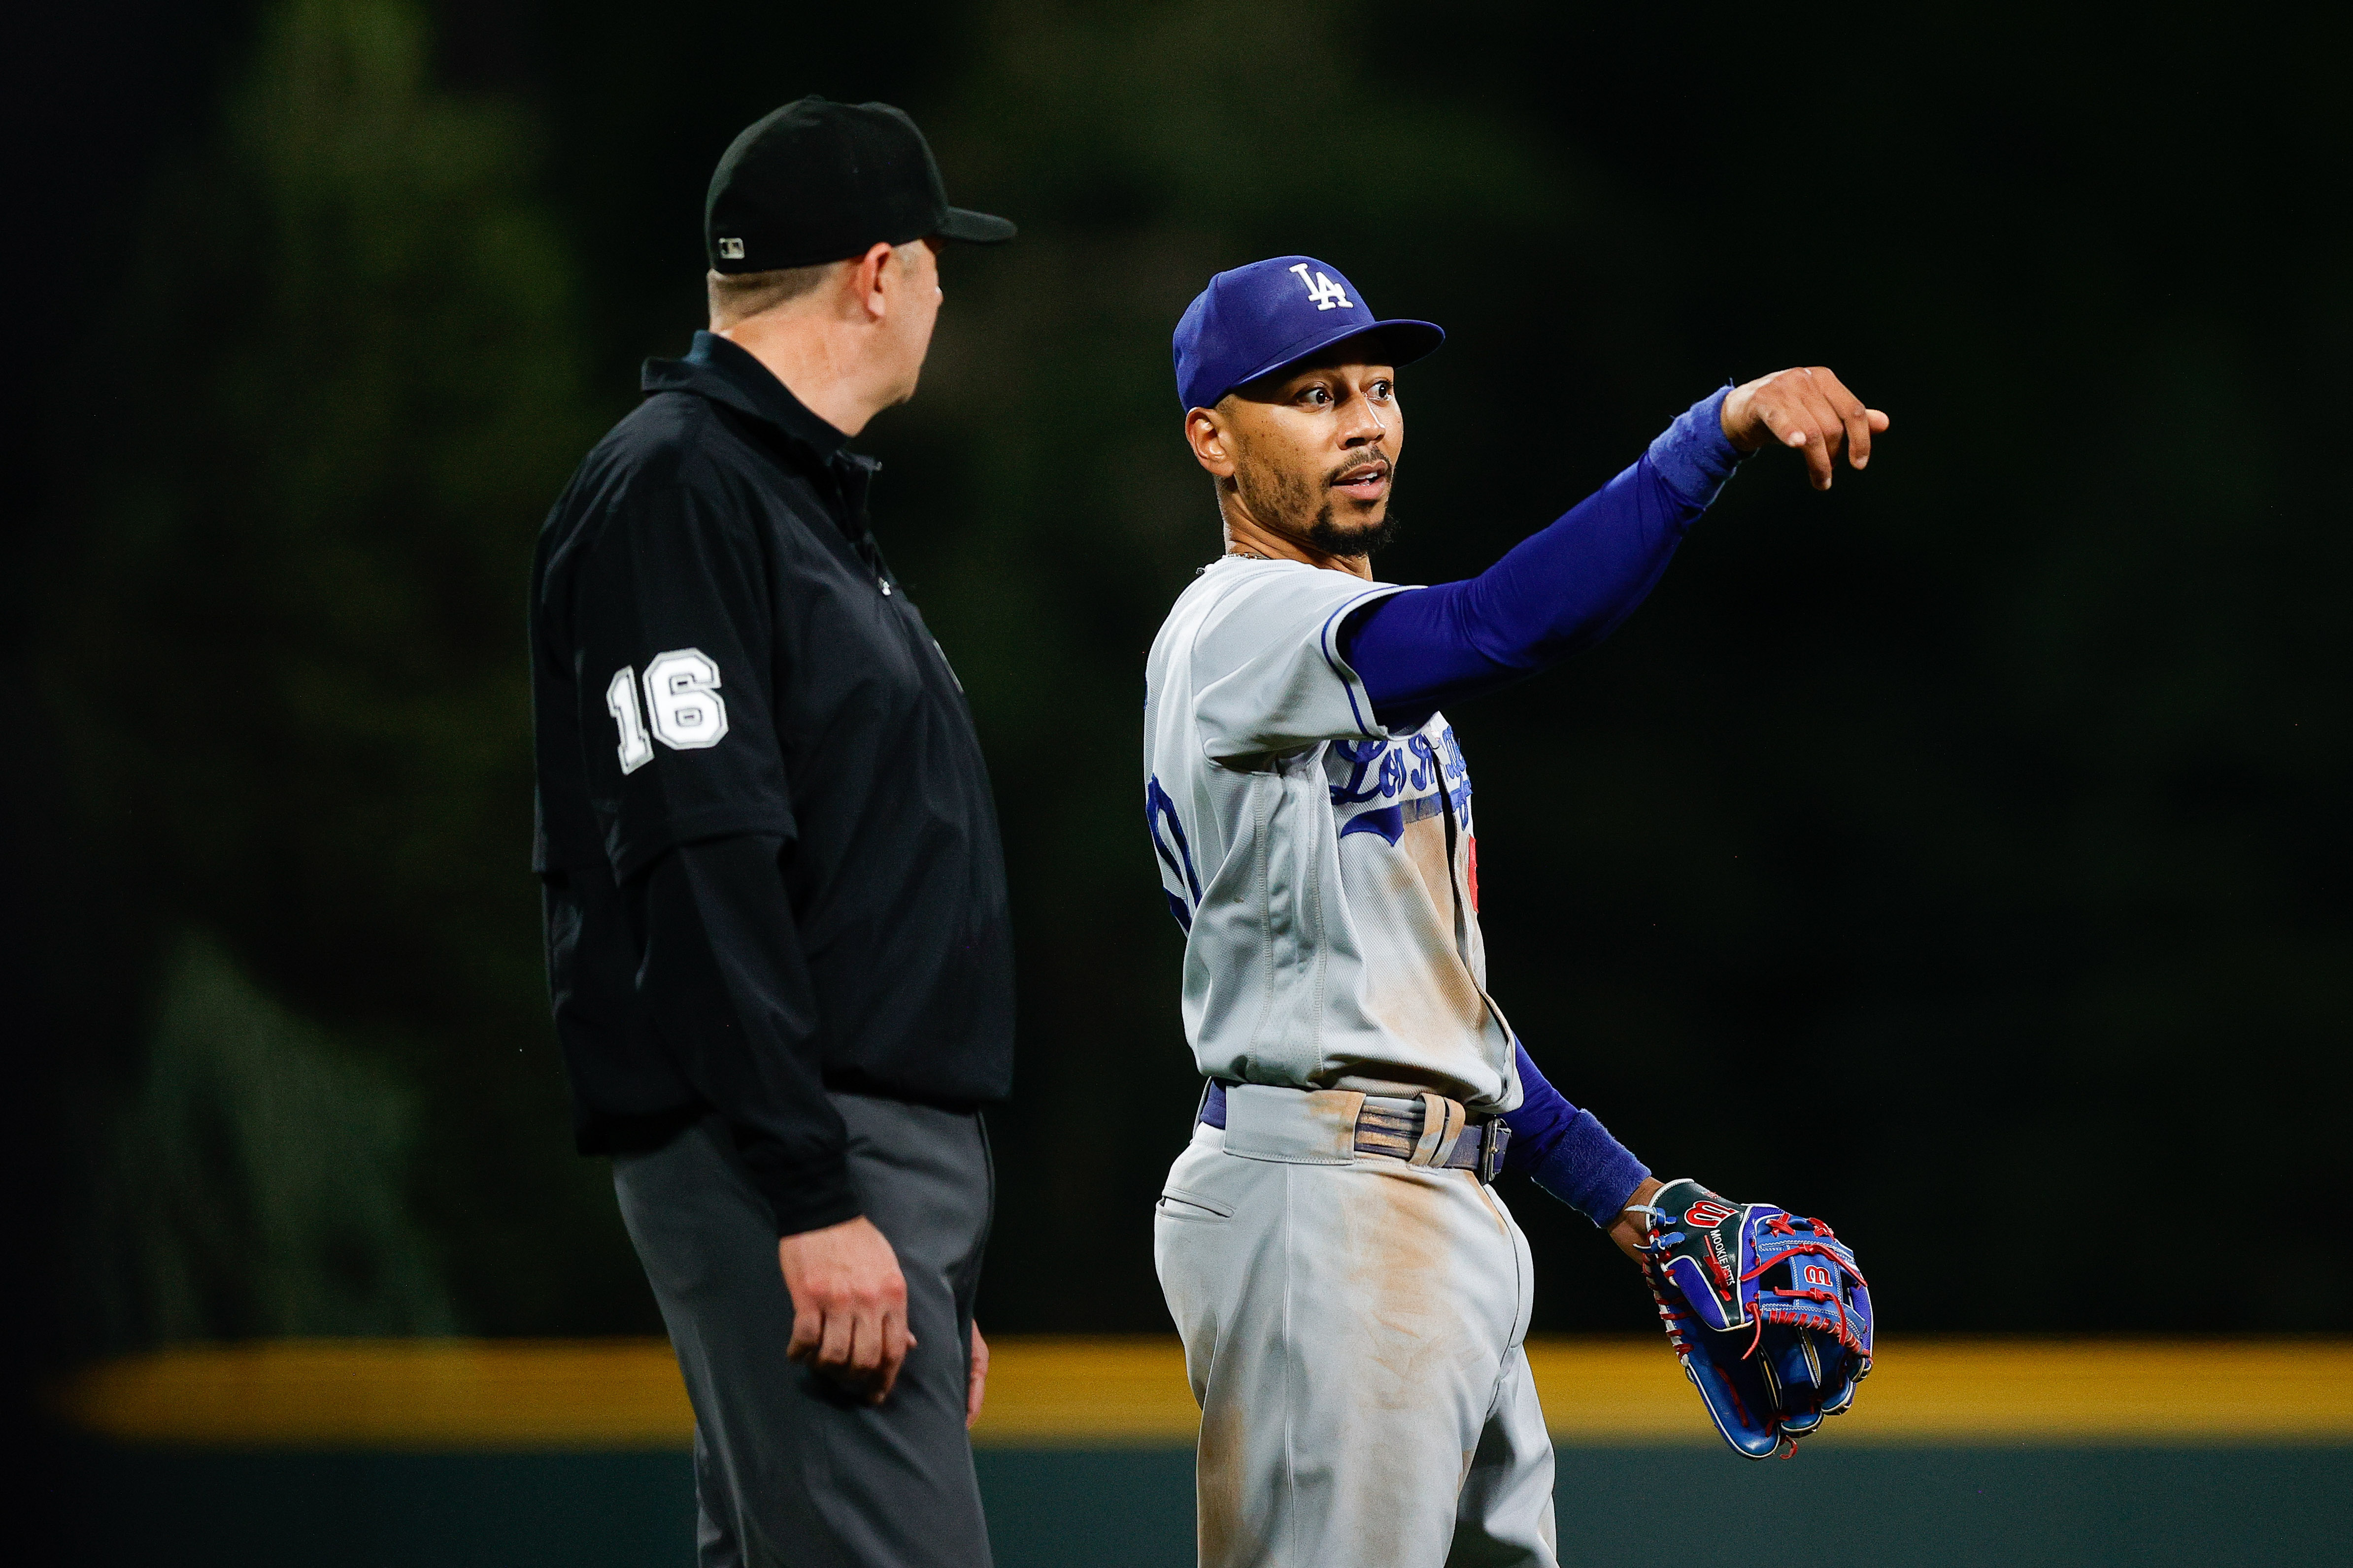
[1186, 561, 1416, 762]
[1317, 582, 1414, 739]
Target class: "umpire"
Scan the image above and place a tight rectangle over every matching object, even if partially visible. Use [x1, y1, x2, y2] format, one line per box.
[529, 98, 1016, 1568]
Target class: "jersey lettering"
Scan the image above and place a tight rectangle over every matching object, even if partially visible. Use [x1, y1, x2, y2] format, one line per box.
[606, 666, 654, 774]
[643, 648, 729, 750]
[605, 649, 730, 770]
[1327, 725, 1473, 834]
[1288, 263, 1354, 311]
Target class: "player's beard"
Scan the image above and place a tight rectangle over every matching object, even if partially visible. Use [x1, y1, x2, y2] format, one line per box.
[1234, 448, 1400, 559]
[1305, 504, 1399, 558]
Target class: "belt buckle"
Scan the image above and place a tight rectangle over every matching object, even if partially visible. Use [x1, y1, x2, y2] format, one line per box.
[1479, 1120, 1511, 1184]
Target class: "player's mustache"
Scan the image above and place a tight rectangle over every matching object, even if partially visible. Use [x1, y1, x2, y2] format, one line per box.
[1326, 449, 1394, 486]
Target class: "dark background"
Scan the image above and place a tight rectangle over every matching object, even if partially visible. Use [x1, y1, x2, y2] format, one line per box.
[5, 0, 2346, 1424]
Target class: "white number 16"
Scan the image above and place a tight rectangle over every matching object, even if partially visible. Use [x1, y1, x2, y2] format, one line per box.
[606, 648, 730, 774]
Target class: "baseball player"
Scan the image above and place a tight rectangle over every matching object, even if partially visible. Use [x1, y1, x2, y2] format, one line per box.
[1142, 255, 1886, 1567]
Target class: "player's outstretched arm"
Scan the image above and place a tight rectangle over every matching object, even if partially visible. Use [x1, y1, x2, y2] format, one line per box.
[1342, 387, 1733, 729]
[1719, 366, 1889, 491]
[1343, 370, 1889, 729]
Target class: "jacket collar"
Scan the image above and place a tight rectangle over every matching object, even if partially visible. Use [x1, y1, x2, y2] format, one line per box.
[641, 331, 867, 472]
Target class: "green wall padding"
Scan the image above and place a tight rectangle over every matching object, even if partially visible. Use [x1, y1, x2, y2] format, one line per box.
[68, 1443, 2353, 1567]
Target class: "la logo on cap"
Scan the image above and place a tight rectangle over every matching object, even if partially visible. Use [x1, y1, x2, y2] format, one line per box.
[1288, 263, 1353, 312]
[1167, 253, 1442, 411]
[717, 237, 746, 260]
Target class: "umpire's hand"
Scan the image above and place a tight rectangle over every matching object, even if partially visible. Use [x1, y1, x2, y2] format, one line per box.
[1720, 367, 1889, 491]
[779, 1216, 914, 1404]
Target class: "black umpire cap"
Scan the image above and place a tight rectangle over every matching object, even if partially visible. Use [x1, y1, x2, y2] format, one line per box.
[705, 97, 1016, 274]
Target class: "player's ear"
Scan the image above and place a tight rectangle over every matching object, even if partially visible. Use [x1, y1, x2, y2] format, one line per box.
[1185, 406, 1238, 478]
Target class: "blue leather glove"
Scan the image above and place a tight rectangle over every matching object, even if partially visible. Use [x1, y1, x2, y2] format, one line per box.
[1637, 1177, 1874, 1459]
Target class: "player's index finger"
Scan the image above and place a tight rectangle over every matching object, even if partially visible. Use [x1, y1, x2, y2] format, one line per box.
[1803, 397, 1841, 487]
[1780, 389, 1838, 487]
[1774, 401, 1810, 447]
[1811, 366, 1874, 467]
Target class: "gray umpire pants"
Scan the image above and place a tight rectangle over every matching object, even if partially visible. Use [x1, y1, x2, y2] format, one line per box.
[613, 1096, 994, 1568]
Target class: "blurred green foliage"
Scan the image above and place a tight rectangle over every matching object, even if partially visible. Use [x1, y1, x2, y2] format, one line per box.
[94, 934, 455, 1340]
[43, 0, 632, 1342]
[27, 0, 2352, 1345]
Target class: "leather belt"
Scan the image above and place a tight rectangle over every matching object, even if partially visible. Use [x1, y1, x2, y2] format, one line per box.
[1199, 1081, 1511, 1183]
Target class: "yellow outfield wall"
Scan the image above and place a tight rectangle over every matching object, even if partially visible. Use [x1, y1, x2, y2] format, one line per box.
[57, 1336, 2353, 1451]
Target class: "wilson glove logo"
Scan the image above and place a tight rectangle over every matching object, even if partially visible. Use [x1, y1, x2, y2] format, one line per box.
[1683, 1199, 1738, 1228]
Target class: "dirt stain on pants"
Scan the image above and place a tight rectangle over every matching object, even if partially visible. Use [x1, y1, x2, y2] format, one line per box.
[1154, 1110, 1557, 1568]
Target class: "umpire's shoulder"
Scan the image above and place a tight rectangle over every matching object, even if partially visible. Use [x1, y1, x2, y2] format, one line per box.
[540, 395, 745, 556]
[575, 391, 730, 507]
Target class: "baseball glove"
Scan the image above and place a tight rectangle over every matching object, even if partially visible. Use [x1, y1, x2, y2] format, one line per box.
[1637, 1177, 1873, 1459]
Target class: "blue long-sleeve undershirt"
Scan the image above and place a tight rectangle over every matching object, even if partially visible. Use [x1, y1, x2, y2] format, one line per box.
[1500, 1042, 1650, 1225]
[1343, 386, 1743, 730]
[1343, 389, 1738, 1222]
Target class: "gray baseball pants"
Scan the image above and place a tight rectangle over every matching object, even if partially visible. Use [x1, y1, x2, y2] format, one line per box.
[613, 1096, 994, 1568]
[1154, 1086, 1558, 1568]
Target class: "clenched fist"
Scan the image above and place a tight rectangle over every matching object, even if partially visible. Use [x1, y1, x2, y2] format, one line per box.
[779, 1215, 913, 1405]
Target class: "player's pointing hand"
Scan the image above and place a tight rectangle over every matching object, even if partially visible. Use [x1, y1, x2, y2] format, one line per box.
[1720, 367, 1888, 490]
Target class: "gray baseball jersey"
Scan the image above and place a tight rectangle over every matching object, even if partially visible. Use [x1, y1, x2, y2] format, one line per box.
[1143, 554, 1522, 1113]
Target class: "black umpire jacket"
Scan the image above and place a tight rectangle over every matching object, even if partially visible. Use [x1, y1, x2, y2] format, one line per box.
[530, 332, 1014, 1235]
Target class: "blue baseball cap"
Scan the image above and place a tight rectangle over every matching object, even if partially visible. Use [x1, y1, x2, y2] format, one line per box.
[1172, 256, 1444, 411]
